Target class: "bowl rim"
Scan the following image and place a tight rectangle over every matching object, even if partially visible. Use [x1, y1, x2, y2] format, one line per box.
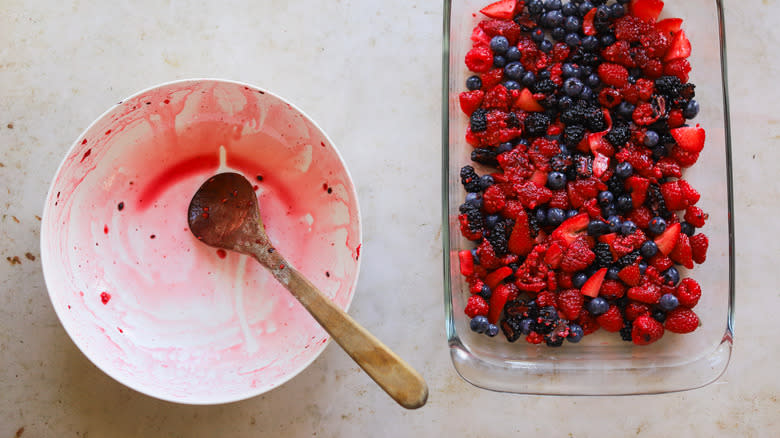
[40, 77, 363, 405]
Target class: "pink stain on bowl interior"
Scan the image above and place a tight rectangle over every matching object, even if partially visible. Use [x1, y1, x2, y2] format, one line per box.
[40, 79, 362, 404]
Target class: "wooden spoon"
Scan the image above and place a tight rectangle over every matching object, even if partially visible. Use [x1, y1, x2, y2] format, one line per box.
[188, 172, 428, 409]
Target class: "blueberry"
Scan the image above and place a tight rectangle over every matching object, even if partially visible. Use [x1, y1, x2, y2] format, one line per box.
[659, 293, 679, 311]
[620, 220, 637, 236]
[572, 272, 588, 288]
[581, 65, 593, 76]
[465, 192, 482, 208]
[648, 217, 667, 235]
[639, 261, 648, 275]
[606, 265, 621, 280]
[479, 284, 492, 300]
[652, 146, 667, 160]
[503, 80, 521, 90]
[615, 161, 633, 178]
[486, 324, 500, 337]
[588, 219, 610, 236]
[522, 71, 537, 86]
[567, 209, 580, 219]
[587, 297, 609, 316]
[539, 39, 554, 52]
[684, 99, 700, 119]
[617, 0, 631, 3]
[586, 73, 601, 88]
[598, 190, 614, 207]
[544, 0, 562, 10]
[681, 222, 696, 236]
[565, 33, 582, 47]
[466, 75, 482, 91]
[506, 46, 521, 62]
[547, 171, 567, 190]
[519, 318, 534, 335]
[644, 130, 660, 147]
[558, 95, 574, 110]
[562, 2, 578, 16]
[616, 101, 635, 119]
[539, 69, 551, 79]
[562, 63, 581, 78]
[582, 35, 599, 51]
[485, 214, 500, 229]
[567, 324, 584, 342]
[595, 5, 610, 21]
[551, 27, 567, 41]
[535, 208, 548, 225]
[528, 0, 544, 15]
[640, 240, 659, 258]
[607, 215, 622, 233]
[531, 27, 545, 42]
[470, 248, 480, 265]
[601, 203, 617, 218]
[563, 77, 584, 96]
[480, 174, 495, 190]
[578, 1, 594, 15]
[497, 142, 513, 154]
[600, 34, 616, 47]
[579, 85, 594, 100]
[663, 267, 680, 286]
[490, 36, 510, 55]
[504, 62, 525, 81]
[543, 10, 564, 27]
[564, 16, 581, 32]
[616, 194, 632, 212]
[547, 208, 566, 226]
[610, 3, 625, 18]
[470, 315, 490, 333]
[493, 55, 507, 68]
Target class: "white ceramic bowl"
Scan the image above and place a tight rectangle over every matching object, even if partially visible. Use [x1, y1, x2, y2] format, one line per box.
[41, 79, 362, 404]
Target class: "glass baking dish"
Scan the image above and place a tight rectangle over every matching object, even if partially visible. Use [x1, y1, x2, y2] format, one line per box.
[442, 0, 734, 394]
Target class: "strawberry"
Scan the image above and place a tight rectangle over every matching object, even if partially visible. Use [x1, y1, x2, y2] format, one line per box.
[581, 267, 607, 298]
[684, 205, 708, 228]
[488, 283, 518, 324]
[690, 233, 709, 264]
[649, 253, 674, 271]
[630, 0, 664, 23]
[660, 181, 689, 211]
[482, 185, 506, 214]
[479, 18, 523, 45]
[596, 305, 624, 332]
[459, 90, 484, 115]
[618, 264, 642, 286]
[670, 125, 705, 153]
[598, 63, 630, 88]
[675, 277, 702, 308]
[582, 8, 597, 36]
[625, 175, 650, 207]
[664, 29, 691, 61]
[656, 157, 682, 178]
[664, 308, 699, 333]
[544, 241, 564, 269]
[654, 222, 681, 256]
[508, 209, 534, 256]
[588, 132, 614, 157]
[592, 153, 610, 178]
[669, 233, 694, 269]
[480, 0, 519, 20]
[459, 250, 475, 276]
[632, 314, 664, 345]
[625, 302, 651, 321]
[629, 205, 653, 229]
[514, 88, 544, 111]
[561, 237, 596, 273]
[656, 18, 683, 36]
[627, 282, 661, 304]
[664, 58, 691, 82]
[485, 266, 514, 289]
[465, 46, 493, 73]
[470, 25, 491, 47]
[599, 279, 626, 299]
[465, 294, 489, 318]
[529, 169, 548, 187]
[557, 289, 584, 320]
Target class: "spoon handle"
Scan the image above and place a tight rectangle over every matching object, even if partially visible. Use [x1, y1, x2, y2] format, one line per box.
[253, 251, 428, 410]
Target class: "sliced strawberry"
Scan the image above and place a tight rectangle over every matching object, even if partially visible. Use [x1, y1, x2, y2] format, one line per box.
[671, 125, 705, 153]
[664, 29, 691, 61]
[480, 0, 518, 20]
[581, 268, 607, 298]
[488, 283, 518, 324]
[583, 8, 597, 36]
[630, 0, 664, 23]
[598, 232, 618, 256]
[458, 250, 475, 276]
[669, 233, 694, 269]
[485, 266, 514, 289]
[551, 213, 590, 246]
[625, 175, 650, 207]
[529, 169, 548, 186]
[544, 241, 564, 269]
[654, 222, 681, 256]
[459, 90, 484, 115]
[508, 210, 534, 256]
[515, 87, 544, 111]
[618, 264, 642, 286]
[589, 132, 613, 157]
[592, 153, 610, 178]
[656, 18, 683, 36]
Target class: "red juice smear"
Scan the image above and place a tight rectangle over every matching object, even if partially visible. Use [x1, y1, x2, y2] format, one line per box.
[100, 292, 111, 304]
[104, 225, 109, 234]
[137, 154, 220, 210]
[216, 249, 227, 259]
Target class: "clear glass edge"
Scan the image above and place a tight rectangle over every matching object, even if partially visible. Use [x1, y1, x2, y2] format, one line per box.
[440, 0, 736, 395]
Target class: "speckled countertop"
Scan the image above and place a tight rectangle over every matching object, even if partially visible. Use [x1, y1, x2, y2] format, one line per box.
[1, 1, 778, 436]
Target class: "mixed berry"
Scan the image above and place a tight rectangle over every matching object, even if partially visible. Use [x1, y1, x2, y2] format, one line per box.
[456, 0, 710, 346]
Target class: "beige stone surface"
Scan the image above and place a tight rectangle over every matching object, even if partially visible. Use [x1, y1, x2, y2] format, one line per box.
[0, 0, 777, 436]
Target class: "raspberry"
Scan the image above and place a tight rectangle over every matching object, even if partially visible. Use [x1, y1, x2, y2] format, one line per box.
[659, 180, 689, 211]
[561, 237, 596, 273]
[614, 16, 649, 43]
[515, 181, 553, 209]
[479, 19, 522, 45]
[598, 63, 629, 88]
[664, 58, 691, 82]
[548, 189, 571, 210]
[642, 59, 664, 78]
[577, 308, 600, 335]
[465, 294, 489, 318]
[482, 185, 506, 214]
[483, 85, 511, 111]
[477, 239, 502, 269]
[625, 302, 651, 321]
[600, 279, 626, 299]
[601, 41, 634, 67]
[465, 45, 493, 73]
[664, 308, 699, 333]
[684, 206, 708, 228]
[618, 264, 642, 286]
[627, 282, 662, 304]
[632, 103, 661, 126]
[481, 68, 505, 90]
[459, 90, 485, 116]
[557, 289, 584, 320]
[669, 145, 700, 168]
[526, 331, 545, 344]
[628, 206, 653, 229]
[649, 253, 674, 271]
[596, 305, 624, 332]
[656, 157, 682, 178]
[598, 87, 623, 108]
[675, 277, 702, 308]
[631, 315, 664, 345]
[690, 233, 709, 264]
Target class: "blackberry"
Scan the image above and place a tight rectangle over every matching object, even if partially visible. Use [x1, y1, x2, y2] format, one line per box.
[680, 82, 696, 100]
[654, 75, 683, 98]
[561, 100, 589, 125]
[646, 184, 672, 219]
[616, 250, 640, 268]
[619, 321, 633, 341]
[534, 306, 558, 334]
[506, 112, 521, 129]
[563, 124, 586, 146]
[545, 333, 565, 347]
[525, 112, 551, 137]
[585, 107, 607, 132]
[606, 174, 626, 196]
[550, 152, 573, 173]
[532, 78, 558, 94]
[605, 121, 631, 146]
[471, 147, 499, 166]
[459, 203, 485, 234]
[486, 221, 509, 256]
[504, 299, 527, 318]
[460, 165, 483, 193]
[593, 242, 614, 268]
[527, 210, 542, 237]
[470, 108, 487, 133]
[501, 317, 524, 342]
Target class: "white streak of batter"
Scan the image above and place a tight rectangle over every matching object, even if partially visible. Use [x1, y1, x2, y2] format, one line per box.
[233, 255, 258, 354]
[217, 145, 228, 172]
